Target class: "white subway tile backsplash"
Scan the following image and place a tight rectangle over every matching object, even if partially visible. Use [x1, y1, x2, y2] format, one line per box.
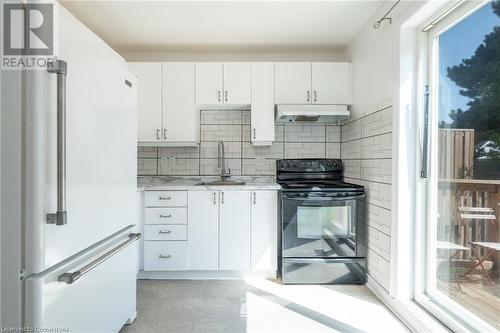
[326, 125, 341, 142]
[158, 158, 199, 176]
[201, 124, 241, 142]
[341, 119, 362, 142]
[200, 110, 242, 124]
[138, 147, 157, 158]
[158, 146, 199, 159]
[361, 133, 392, 159]
[341, 139, 362, 160]
[325, 143, 341, 159]
[242, 142, 283, 159]
[360, 159, 392, 184]
[284, 124, 326, 143]
[242, 158, 276, 175]
[343, 160, 361, 179]
[362, 107, 392, 137]
[200, 158, 242, 176]
[200, 141, 241, 159]
[284, 142, 326, 159]
[137, 158, 157, 175]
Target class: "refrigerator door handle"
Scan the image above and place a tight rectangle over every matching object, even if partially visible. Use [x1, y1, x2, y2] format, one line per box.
[47, 60, 68, 225]
[58, 233, 141, 284]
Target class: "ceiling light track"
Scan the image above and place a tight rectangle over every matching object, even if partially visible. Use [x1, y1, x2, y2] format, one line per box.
[373, 0, 401, 29]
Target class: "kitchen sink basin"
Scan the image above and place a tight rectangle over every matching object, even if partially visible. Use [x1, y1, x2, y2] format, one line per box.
[196, 180, 246, 186]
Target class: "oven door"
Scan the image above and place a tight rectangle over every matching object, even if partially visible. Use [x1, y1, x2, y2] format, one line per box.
[281, 191, 365, 258]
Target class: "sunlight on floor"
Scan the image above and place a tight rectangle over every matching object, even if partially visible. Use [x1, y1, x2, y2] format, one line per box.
[244, 278, 408, 333]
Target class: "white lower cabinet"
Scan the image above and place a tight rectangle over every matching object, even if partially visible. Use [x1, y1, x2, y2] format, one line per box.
[187, 191, 219, 270]
[251, 191, 278, 270]
[219, 191, 252, 270]
[144, 241, 188, 271]
[142, 189, 277, 275]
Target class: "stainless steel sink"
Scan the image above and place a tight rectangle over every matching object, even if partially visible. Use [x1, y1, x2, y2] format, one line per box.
[196, 180, 246, 186]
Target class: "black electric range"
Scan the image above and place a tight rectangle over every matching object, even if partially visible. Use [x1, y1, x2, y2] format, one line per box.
[276, 159, 367, 285]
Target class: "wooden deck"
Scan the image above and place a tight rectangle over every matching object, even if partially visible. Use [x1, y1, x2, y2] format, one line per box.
[438, 274, 500, 330]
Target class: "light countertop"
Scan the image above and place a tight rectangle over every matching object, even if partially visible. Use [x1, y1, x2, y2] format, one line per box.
[138, 176, 281, 191]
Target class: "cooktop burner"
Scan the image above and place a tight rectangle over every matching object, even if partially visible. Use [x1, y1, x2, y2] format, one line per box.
[279, 180, 364, 192]
[276, 159, 364, 193]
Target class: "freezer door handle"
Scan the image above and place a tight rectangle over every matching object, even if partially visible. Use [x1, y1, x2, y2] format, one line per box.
[46, 60, 68, 225]
[58, 233, 141, 284]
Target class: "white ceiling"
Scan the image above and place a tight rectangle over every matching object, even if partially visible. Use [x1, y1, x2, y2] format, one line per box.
[60, 1, 382, 53]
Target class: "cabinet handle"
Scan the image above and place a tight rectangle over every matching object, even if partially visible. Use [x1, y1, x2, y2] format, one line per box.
[163, 129, 167, 140]
[306, 91, 311, 102]
[217, 90, 221, 102]
[158, 196, 171, 200]
[253, 192, 256, 205]
[213, 192, 217, 205]
[224, 90, 228, 102]
[253, 128, 256, 140]
[313, 91, 317, 102]
[158, 230, 172, 234]
[159, 254, 172, 259]
[159, 214, 172, 218]
[156, 129, 160, 140]
[221, 191, 224, 204]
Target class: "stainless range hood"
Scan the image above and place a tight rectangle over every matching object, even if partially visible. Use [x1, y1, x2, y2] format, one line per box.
[275, 104, 350, 124]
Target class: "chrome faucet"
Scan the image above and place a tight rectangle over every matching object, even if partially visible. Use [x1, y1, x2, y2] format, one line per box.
[218, 140, 231, 181]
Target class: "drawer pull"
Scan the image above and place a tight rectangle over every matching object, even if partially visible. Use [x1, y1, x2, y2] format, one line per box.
[158, 230, 172, 234]
[159, 254, 172, 259]
[159, 214, 172, 218]
[158, 196, 171, 200]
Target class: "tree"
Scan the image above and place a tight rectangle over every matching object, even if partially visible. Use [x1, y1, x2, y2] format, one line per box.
[446, 1, 500, 146]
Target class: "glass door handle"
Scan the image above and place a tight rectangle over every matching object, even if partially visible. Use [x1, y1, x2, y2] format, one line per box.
[421, 85, 430, 178]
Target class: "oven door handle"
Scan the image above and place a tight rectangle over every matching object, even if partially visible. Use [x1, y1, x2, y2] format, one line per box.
[282, 194, 365, 201]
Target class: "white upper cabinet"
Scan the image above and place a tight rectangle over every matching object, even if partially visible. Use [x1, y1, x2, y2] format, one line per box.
[274, 62, 312, 104]
[251, 62, 275, 145]
[223, 62, 251, 104]
[219, 191, 251, 270]
[275, 62, 351, 105]
[195, 62, 224, 104]
[312, 62, 351, 105]
[195, 62, 251, 105]
[163, 62, 198, 143]
[128, 62, 162, 142]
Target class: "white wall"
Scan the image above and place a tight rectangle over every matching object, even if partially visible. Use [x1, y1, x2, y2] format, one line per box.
[342, 1, 421, 295]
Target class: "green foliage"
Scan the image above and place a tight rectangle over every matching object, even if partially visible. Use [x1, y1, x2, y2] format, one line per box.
[446, 1, 500, 145]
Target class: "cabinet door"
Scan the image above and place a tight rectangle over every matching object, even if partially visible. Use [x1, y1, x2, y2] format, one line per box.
[311, 62, 351, 105]
[219, 191, 251, 270]
[163, 62, 198, 143]
[187, 191, 219, 270]
[128, 62, 162, 142]
[251, 191, 277, 271]
[195, 62, 223, 104]
[274, 62, 311, 104]
[223, 62, 251, 104]
[251, 63, 275, 145]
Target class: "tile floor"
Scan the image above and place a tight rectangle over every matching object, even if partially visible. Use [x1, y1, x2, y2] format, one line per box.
[120, 279, 409, 333]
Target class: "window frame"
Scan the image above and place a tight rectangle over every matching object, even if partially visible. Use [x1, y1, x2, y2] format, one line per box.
[414, 2, 499, 332]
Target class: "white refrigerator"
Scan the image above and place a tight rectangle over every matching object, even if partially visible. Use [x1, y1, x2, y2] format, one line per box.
[2, 3, 139, 332]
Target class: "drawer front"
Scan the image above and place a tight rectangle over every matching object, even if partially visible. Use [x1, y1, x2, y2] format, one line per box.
[144, 207, 187, 224]
[144, 191, 187, 207]
[144, 241, 188, 271]
[145, 225, 187, 241]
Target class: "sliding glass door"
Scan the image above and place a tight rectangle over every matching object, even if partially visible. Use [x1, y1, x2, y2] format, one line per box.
[424, 1, 499, 331]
